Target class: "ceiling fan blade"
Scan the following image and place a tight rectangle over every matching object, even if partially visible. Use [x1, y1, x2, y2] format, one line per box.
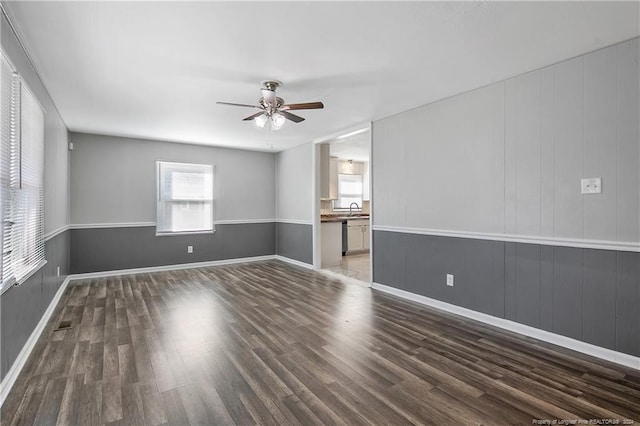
[261, 88, 276, 105]
[242, 111, 266, 121]
[280, 110, 305, 123]
[217, 101, 261, 109]
[281, 101, 324, 111]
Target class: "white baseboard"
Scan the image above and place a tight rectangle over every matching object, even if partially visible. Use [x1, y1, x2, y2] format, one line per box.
[69, 255, 277, 280]
[372, 282, 640, 371]
[0, 275, 72, 407]
[274, 255, 314, 270]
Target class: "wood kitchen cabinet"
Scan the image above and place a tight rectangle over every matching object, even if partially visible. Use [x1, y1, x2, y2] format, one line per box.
[347, 219, 370, 253]
[320, 144, 338, 200]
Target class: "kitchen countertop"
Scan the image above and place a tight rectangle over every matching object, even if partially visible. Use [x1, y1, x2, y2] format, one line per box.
[321, 214, 370, 223]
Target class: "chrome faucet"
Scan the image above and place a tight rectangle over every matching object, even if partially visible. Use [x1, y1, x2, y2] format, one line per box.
[349, 202, 360, 216]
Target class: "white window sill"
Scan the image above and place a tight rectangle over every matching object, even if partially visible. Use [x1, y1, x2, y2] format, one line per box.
[155, 229, 215, 237]
[1, 259, 48, 295]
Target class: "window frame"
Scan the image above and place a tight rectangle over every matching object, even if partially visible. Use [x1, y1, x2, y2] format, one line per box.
[1, 52, 46, 295]
[333, 173, 364, 211]
[155, 160, 215, 236]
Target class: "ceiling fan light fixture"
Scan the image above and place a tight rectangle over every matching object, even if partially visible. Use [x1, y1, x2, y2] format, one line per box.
[255, 114, 268, 128]
[272, 112, 286, 129]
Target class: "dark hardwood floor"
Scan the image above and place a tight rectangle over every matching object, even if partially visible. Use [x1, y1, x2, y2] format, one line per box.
[2, 260, 639, 425]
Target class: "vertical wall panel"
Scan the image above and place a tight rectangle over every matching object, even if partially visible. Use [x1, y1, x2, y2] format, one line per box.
[372, 231, 406, 290]
[553, 57, 584, 239]
[514, 71, 542, 236]
[429, 235, 461, 305]
[372, 118, 406, 227]
[504, 78, 518, 235]
[616, 252, 640, 356]
[468, 239, 499, 316]
[539, 245, 555, 332]
[491, 83, 506, 234]
[404, 232, 431, 296]
[504, 242, 517, 321]
[540, 68, 556, 237]
[583, 46, 618, 241]
[404, 107, 433, 229]
[515, 244, 541, 328]
[553, 247, 583, 340]
[492, 241, 506, 319]
[399, 85, 502, 233]
[582, 250, 617, 350]
[616, 39, 640, 242]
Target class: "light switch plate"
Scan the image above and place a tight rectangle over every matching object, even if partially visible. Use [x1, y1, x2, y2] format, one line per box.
[446, 274, 454, 287]
[581, 178, 602, 194]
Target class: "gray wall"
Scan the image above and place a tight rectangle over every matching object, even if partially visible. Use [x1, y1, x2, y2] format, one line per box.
[70, 132, 276, 224]
[374, 231, 640, 357]
[373, 38, 639, 243]
[1, 232, 69, 379]
[1, 10, 71, 381]
[68, 132, 278, 273]
[275, 142, 314, 264]
[276, 222, 313, 265]
[372, 39, 640, 356]
[276, 142, 313, 222]
[71, 223, 275, 274]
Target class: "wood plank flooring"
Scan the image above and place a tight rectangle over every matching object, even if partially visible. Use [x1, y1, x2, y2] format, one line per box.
[2, 260, 639, 425]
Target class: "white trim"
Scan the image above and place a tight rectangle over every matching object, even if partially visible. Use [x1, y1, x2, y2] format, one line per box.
[44, 225, 69, 241]
[70, 255, 276, 280]
[274, 255, 314, 270]
[276, 219, 313, 225]
[215, 219, 275, 225]
[70, 222, 156, 229]
[372, 225, 640, 252]
[372, 282, 640, 371]
[0, 275, 72, 408]
[155, 230, 215, 237]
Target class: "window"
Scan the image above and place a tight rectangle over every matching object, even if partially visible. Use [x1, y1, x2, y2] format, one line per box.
[1, 54, 46, 295]
[156, 161, 214, 235]
[334, 173, 363, 210]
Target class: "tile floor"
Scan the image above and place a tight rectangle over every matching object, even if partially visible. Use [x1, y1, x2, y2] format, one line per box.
[322, 252, 370, 283]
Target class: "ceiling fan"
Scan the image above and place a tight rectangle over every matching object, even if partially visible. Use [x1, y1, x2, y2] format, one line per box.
[217, 81, 324, 130]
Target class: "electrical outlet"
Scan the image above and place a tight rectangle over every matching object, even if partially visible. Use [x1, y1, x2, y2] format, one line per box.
[446, 274, 454, 287]
[187, 245, 193, 254]
[581, 177, 602, 194]
[56, 266, 60, 277]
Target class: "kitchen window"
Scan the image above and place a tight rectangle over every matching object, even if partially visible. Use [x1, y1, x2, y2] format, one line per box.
[1, 54, 46, 295]
[334, 173, 363, 210]
[156, 161, 214, 235]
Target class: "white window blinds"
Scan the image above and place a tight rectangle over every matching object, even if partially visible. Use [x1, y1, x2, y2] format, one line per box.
[156, 161, 214, 235]
[335, 173, 363, 209]
[1, 54, 46, 294]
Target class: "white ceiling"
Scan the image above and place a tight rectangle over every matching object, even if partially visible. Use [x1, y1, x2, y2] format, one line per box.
[4, 1, 639, 152]
[330, 130, 371, 163]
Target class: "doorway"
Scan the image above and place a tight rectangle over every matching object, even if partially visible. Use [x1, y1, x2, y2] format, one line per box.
[314, 126, 372, 286]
